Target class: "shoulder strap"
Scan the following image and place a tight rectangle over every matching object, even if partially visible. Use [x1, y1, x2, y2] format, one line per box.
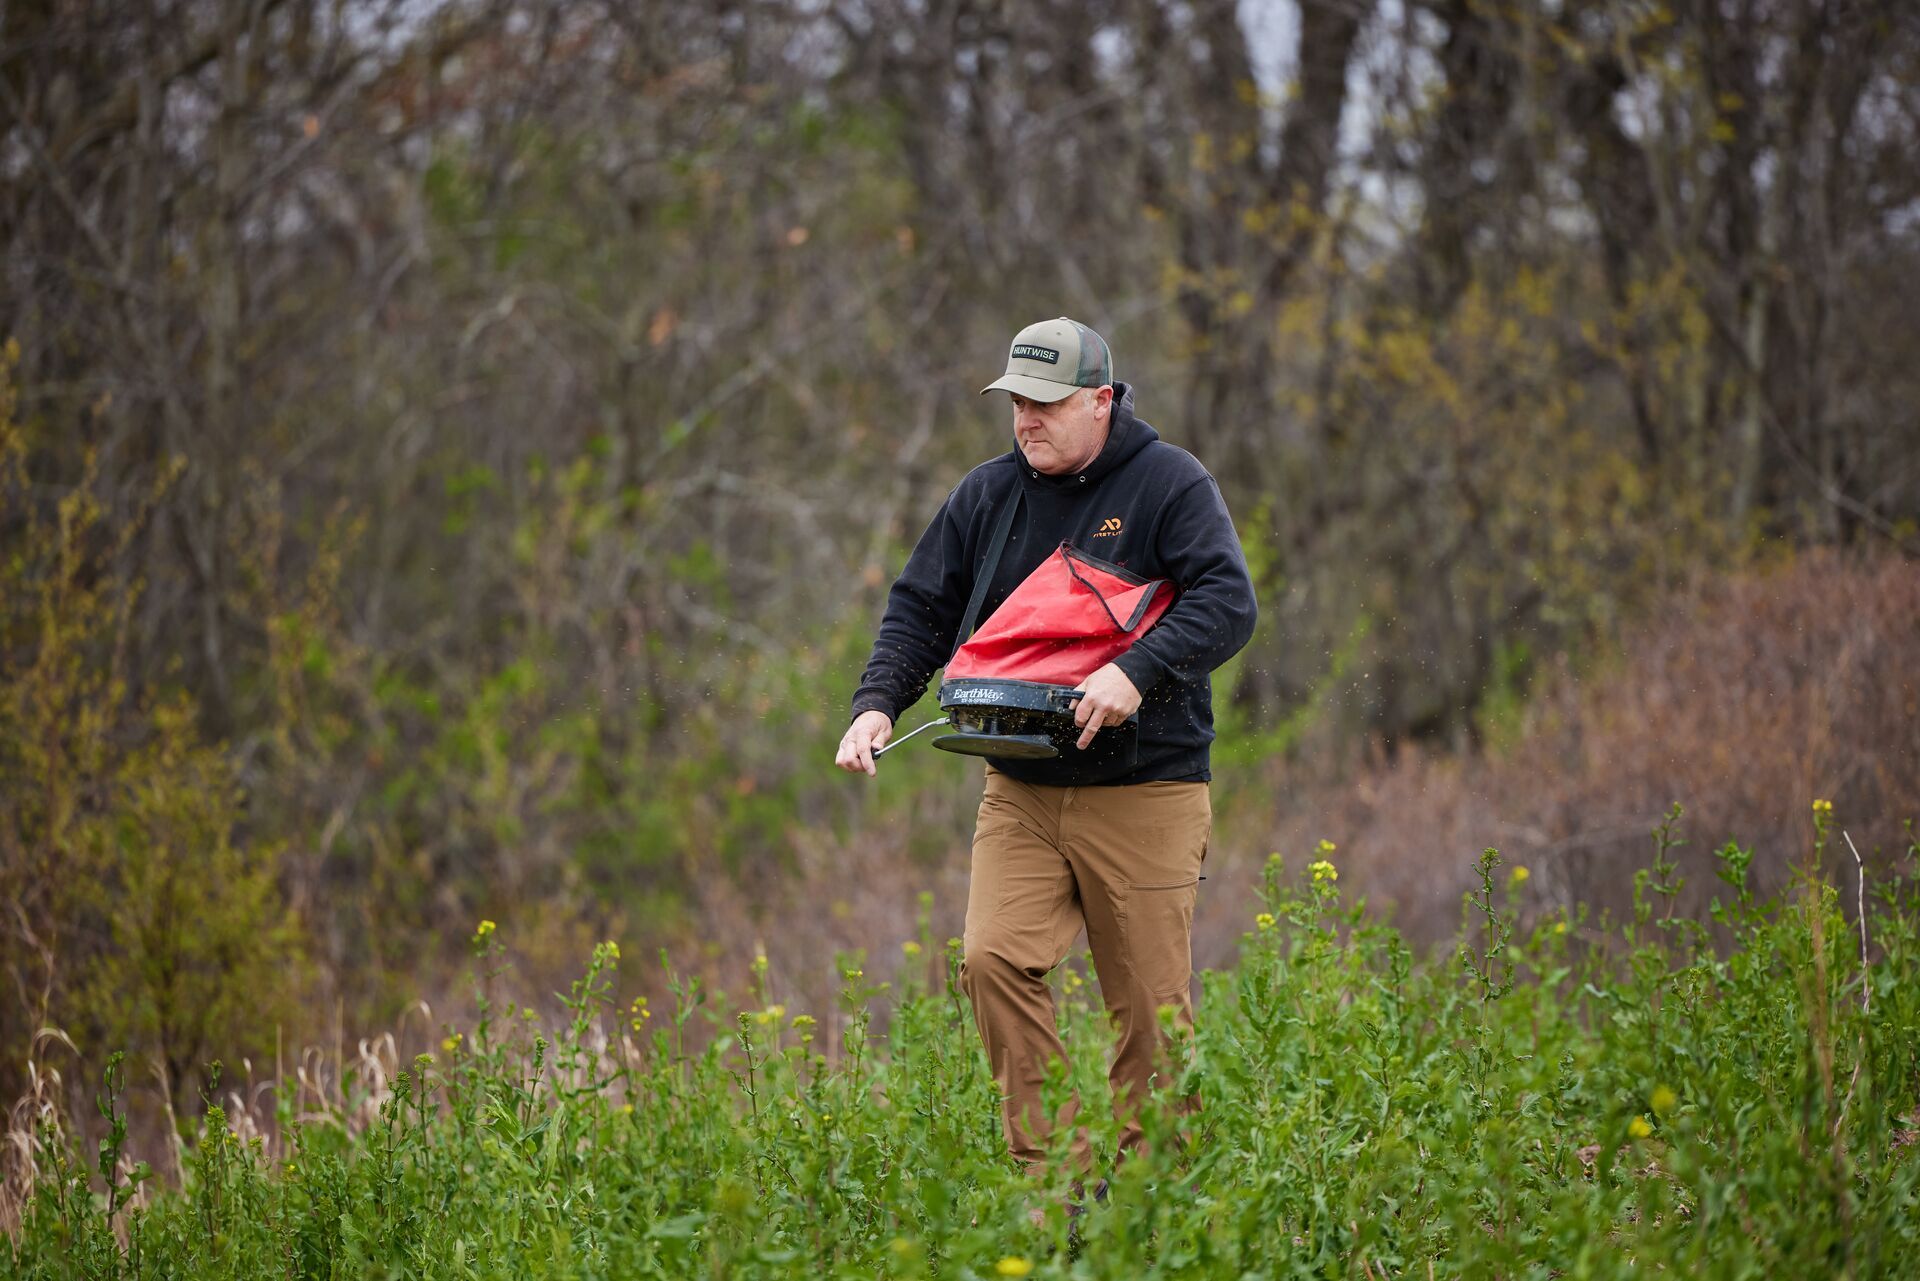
[952, 483, 1023, 660]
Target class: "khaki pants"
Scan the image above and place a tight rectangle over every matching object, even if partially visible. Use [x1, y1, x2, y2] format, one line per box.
[959, 766, 1211, 1165]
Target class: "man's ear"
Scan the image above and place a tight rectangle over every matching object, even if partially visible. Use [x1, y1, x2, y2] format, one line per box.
[1093, 385, 1114, 417]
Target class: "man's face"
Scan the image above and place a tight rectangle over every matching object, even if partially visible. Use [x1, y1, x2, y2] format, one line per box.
[1009, 386, 1113, 476]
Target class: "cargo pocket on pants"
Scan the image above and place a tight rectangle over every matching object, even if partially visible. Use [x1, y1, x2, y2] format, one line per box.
[1119, 877, 1198, 1001]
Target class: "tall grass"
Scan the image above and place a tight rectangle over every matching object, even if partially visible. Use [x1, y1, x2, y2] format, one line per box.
[6, 810, 1918, 1278]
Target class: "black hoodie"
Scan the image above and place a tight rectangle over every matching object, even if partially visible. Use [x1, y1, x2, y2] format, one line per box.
[851, 382, 1258, 786]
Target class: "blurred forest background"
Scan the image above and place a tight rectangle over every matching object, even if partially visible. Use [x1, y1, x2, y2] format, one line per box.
[3, 0, 1918, 1126]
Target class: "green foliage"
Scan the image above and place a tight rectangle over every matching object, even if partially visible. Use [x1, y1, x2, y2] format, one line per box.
[0, 353, 301, 1110]
[75, 698, 304, 1104]
[8, 815, 1918, 1277]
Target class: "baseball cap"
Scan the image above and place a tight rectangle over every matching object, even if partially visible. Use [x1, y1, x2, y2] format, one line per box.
[980, 317, 1113, 403]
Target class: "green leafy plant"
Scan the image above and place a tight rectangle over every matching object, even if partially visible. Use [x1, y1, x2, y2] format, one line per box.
[8, 816, 1915, 1277]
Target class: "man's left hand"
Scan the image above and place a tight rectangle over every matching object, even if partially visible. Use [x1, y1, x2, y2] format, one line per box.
[1071, 663, 1142, 751]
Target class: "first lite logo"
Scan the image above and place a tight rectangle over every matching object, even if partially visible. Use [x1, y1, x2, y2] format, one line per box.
[1093, 517, 1123, 537]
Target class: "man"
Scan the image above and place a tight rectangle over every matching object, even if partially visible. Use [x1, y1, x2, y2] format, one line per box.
[836, 316, 1257, 1170]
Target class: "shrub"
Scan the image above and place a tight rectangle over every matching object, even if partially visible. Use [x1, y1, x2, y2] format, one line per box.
[0, 354, 301, 1124]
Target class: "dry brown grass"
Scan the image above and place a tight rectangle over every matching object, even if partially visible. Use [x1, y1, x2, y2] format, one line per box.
[1205, 548, 1920, 950]
[1, 1031, 76, 1237]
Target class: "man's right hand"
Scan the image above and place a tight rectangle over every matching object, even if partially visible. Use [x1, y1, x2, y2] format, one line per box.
[836, 710, 894, 777]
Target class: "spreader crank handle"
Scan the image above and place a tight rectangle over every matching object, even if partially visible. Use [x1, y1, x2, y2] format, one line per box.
[873, 715, 951, 759]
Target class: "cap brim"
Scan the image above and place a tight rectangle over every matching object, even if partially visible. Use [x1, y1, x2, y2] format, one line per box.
[979, 374, 1080, 401]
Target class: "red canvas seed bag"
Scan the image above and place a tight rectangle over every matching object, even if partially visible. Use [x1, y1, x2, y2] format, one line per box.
[945, 543, 1173, 687]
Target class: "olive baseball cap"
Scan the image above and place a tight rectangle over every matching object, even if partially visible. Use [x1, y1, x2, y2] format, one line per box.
[980, 316, 1113, 402]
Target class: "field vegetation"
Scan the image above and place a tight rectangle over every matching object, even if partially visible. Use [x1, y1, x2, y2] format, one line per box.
[7, 816, 1918, 1277]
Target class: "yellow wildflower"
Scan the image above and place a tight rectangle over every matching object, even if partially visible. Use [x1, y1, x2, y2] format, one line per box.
[902, 940, 923, 957]
[475, 919, 496, 938]
[1552, 920, 1568, 936]
[888, 1237, 915, 1257]
[1812, 798, 1834, 814]
[790, 1014, 817, 1030]
[996, 1259, 1034, 1278]
[1308, 859, 1337, 884]
[1255, 912, 1276, 931]
[1628, 1115, 1652, 1139]
[1510, 866, 1530, 884]
[1651, 1084, 1678, 1115]
[1316, 839, 1337, 855]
